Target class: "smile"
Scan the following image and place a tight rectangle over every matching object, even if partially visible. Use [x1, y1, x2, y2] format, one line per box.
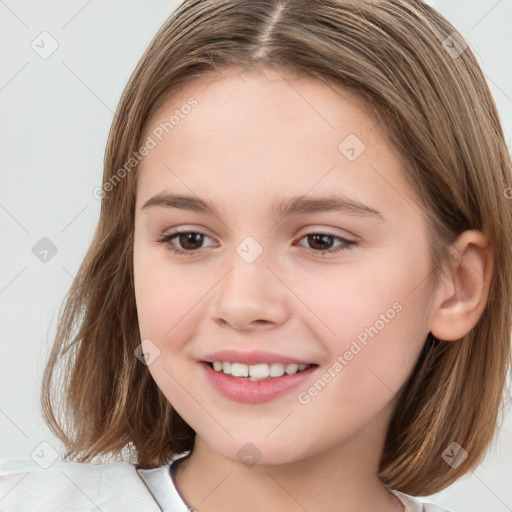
[200, 361, 318, 404]
[208, 361, 312, 380]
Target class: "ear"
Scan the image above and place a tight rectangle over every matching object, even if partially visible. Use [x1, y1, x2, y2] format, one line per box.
[429, 230, 494, 341]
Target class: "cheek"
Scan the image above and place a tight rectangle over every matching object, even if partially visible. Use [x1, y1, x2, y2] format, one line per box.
[133, 245, 213, 348]
[291, 295, 428, 449]
[293, 247, 431, 394]
[134, 241, 173, 339]
[290, 247, 430, 344]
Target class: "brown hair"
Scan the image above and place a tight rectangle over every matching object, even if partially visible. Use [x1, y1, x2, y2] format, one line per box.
[41, 0, 512, 496]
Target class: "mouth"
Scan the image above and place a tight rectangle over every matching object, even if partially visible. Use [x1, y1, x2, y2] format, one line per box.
[203, 360, 317, 381]
[200, 360, 319, 404]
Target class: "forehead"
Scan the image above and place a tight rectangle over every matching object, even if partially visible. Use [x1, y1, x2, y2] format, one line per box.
[143, 66, 386, 147]
[136, 67, 418, 219]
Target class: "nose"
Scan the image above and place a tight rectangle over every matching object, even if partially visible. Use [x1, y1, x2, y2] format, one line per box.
[208, 250, 291, 331]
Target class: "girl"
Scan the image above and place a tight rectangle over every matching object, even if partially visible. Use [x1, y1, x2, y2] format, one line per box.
[1, 0, 511, 511]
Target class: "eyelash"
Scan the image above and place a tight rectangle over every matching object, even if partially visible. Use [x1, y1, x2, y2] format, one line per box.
[157, 229, 356, 257]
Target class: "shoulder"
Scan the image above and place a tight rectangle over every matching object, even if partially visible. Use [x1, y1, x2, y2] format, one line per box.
[423, 504, 454, 512]
[392, 490, 454, 512]
[0, 459, 162, 512]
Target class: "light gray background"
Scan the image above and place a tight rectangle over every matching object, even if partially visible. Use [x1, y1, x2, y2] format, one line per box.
[0, 1, 511, 511]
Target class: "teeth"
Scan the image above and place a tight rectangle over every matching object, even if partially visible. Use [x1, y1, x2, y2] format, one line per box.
[249, 363, 269, 379]
[285, 364, 298, 375]
[230, 363, 249, 377]
[210, 361, 311, 380]
[269, 362, 285, 377]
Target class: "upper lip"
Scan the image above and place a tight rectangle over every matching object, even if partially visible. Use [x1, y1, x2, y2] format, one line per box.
[201, 349, 316, 366]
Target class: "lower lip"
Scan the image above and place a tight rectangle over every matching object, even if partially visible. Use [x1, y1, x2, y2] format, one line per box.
[200, 362, 317, 404]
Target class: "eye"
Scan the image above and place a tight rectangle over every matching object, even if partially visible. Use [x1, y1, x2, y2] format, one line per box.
[157, 229, 216, 256]
[295, 232, 356, 255]
[157, 229, 356, 257]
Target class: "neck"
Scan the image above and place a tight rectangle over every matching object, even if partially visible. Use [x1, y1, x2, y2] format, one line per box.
[171, 407, 403, 512]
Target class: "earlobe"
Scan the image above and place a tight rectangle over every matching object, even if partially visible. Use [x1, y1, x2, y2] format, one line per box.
[429, 230, 493, 342]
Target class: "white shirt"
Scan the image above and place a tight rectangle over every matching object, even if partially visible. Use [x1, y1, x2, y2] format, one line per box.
[0, 455, 453, 511]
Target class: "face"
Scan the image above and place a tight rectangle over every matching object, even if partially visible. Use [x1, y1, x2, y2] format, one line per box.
[133, 67, 437, 466]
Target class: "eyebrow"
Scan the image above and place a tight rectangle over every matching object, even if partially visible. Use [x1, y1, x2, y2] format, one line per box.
[141, 192, 386, 221]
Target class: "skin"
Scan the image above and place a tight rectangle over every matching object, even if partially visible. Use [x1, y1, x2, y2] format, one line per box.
[133, 67, 493, 512]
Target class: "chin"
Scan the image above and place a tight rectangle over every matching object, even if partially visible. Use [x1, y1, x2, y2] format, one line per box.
[201, 434, 314, 468]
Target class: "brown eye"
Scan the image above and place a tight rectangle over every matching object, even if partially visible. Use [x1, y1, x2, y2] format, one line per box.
[296, 232, 356, 256]
[157, 230, 216, 256]
[176, 232, 205, 250]
[305, 234, 335, 251]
